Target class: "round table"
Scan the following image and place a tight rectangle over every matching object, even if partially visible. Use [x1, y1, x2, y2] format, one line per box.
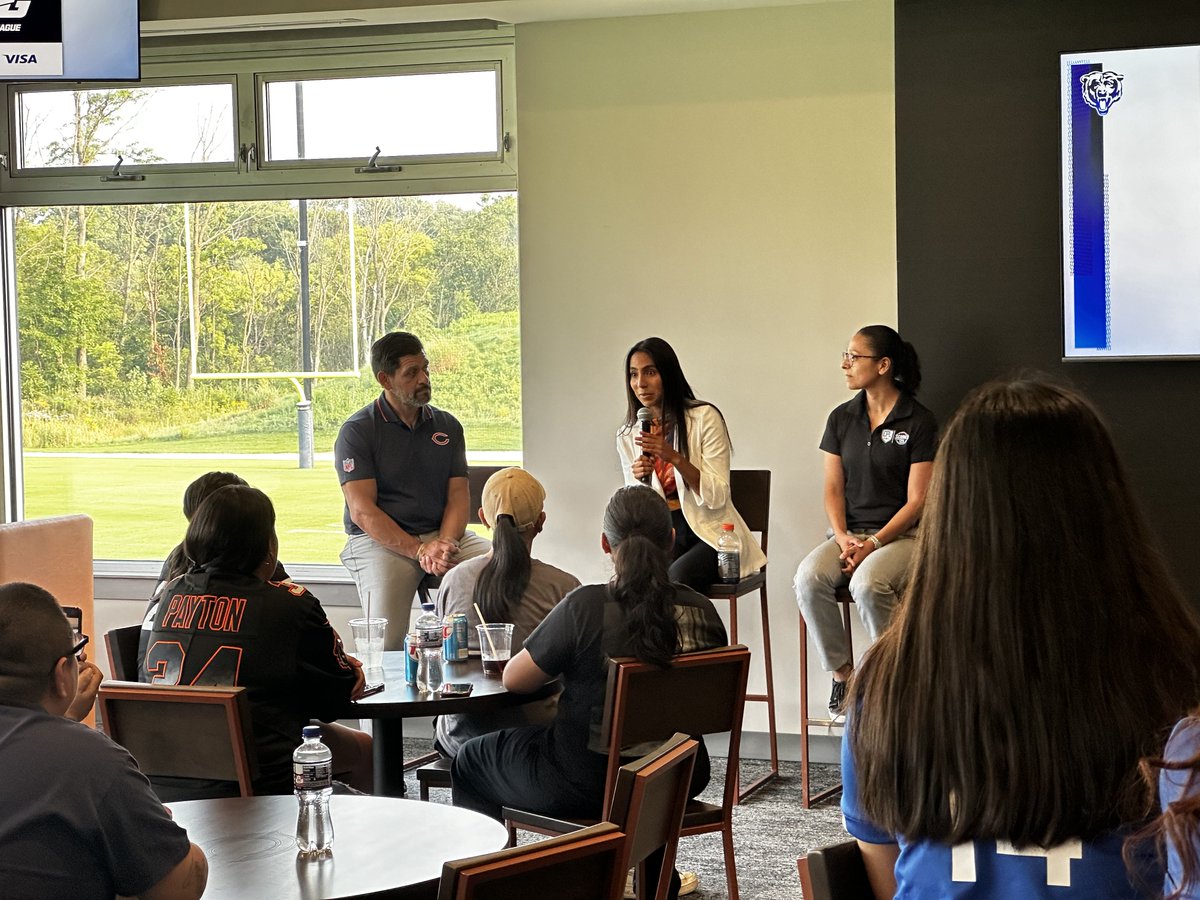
[349, 654, 555, 797]
[170, 794, 507, 899]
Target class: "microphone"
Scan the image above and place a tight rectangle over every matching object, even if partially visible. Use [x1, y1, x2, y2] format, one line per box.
[636, 407, 654, 485]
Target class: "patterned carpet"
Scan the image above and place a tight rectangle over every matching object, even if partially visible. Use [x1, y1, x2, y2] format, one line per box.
[402, 739, 848, 899]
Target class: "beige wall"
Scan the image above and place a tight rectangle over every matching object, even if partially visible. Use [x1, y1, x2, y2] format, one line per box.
[515, 1, 896, 738]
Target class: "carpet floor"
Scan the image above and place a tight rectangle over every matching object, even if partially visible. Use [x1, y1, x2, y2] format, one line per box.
[401, 738, 849, 899]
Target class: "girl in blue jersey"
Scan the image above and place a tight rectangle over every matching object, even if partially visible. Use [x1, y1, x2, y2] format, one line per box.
[843, 380, 1200, 899]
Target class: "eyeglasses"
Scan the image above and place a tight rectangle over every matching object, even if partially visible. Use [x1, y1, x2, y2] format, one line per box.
[842, 352, 880, 364]
[69, 635, 89, 662]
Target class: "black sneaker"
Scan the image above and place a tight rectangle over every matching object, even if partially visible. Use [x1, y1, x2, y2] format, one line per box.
[828, 679, 848, 717]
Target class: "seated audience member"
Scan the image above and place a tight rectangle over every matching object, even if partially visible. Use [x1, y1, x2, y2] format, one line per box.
[139, 484, 372, 797]
[0, 582, 208, 900]
[842, 380, 1200, 899]
[795, 325, 935, 717]
[452, 485, 727, 899]
[139, 470, 290, 669]
[433, 467, 580, 756]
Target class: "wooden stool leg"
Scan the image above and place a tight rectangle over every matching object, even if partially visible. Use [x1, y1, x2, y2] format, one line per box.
[799, 598, 847, 809]
[735, 586, 778, 802]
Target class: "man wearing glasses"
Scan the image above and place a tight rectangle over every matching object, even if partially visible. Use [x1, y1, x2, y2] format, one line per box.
[0, 582, 208, 900]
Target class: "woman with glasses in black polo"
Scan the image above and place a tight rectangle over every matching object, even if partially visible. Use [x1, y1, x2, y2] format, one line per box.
[794, 325, 936, 719]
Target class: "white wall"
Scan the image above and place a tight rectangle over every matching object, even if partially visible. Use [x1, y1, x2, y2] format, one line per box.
[515, 1, 897, 741]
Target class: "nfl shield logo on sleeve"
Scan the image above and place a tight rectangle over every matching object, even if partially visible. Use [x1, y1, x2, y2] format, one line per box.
[342, 458, 355, 473]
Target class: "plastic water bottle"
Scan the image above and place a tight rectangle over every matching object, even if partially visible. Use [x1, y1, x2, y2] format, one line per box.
[294, 725, 334, 857]
[414, 602, 445, 693]
[717, 523, 741, 584]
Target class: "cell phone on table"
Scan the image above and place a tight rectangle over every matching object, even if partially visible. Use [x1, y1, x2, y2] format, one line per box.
[440, 683, 473, 697]
[360, 682, 385, 698]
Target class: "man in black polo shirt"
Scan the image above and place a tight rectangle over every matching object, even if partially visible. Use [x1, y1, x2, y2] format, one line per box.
[336, 332, 490, 648]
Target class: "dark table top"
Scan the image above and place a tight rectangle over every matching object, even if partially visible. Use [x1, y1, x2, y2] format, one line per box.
[170, 794, 507, 899]
[348, 653, 553, 717]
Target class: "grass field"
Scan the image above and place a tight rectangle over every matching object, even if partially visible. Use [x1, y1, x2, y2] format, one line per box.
[24, 453, 515, 564]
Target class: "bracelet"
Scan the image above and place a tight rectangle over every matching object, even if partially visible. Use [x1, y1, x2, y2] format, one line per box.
[868, 534, 882, 549]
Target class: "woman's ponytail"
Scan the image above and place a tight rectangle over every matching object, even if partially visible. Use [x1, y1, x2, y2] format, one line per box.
[472, 514, 531, 624]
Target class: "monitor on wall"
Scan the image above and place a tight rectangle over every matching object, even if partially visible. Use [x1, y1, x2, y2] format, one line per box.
[0, 0, 139, 82]
[1060, 43, 1200, 361]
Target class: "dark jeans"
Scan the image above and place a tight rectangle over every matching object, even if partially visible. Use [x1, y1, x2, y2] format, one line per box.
[668, 509, 718, 592]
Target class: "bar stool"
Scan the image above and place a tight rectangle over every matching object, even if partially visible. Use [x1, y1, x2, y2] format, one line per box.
[798, 585, 855, 808]
[706, 469, 777, 804]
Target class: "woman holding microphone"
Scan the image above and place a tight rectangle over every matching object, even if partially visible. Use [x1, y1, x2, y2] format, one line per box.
[616, 337, 765, 591]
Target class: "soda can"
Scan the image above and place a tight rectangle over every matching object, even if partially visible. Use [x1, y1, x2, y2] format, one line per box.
[444, 613, 469, 661]
[404, 631, 421, 685]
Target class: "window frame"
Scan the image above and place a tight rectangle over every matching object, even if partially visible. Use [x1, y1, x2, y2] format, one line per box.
[0, 24, 517, 207]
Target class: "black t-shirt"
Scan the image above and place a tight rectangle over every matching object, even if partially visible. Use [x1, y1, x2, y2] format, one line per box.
[334, 395, 469, 536]
[0, 705, 191, 899]
[820, 391, 938, 532]
[138, 570, 358, 793]
[523, 582, 728, 765]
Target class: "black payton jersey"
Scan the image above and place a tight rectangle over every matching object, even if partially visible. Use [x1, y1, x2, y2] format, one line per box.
[139, 570, 357, 792]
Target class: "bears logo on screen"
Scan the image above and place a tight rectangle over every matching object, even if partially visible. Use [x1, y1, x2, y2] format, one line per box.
[1080, 70, 1124, 117]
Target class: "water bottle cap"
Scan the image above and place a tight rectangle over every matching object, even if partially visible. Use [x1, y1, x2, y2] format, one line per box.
[721, 523, 734, 530]
[302, 725, 322, 740]
[421, 603, 435, 611]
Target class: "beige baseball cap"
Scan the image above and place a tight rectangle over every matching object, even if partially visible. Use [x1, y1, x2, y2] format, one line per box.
[482, 467, 546, 531]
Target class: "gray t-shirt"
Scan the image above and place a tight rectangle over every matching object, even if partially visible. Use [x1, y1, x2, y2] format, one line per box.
[434, 554, 581, 652]
[0, 704, 192, 899]
[434, 554, 580, 756]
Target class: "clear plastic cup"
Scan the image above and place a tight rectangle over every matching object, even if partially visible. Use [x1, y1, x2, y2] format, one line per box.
[477, 623, 513, 677]
[348, 617, 387, 676]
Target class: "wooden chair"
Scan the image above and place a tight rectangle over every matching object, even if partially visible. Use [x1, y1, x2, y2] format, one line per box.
[438, 821, 626, 900]
[505, 646, 750, 900]
[104, 624, 142, 681]
[706, 469, 777, 802]
[609, 733, 698, 900]
[97, 682, 258, 796]
[798, 585, 855, 808]
[797, 839, 873, 900]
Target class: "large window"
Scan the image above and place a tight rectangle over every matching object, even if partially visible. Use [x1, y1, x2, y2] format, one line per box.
[0, 26, 519, 567]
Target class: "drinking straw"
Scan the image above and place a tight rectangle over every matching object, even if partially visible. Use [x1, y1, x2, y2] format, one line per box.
[473, 602, 500, 658]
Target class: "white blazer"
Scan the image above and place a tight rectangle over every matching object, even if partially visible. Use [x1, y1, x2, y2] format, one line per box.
[616, 403, 766, 578]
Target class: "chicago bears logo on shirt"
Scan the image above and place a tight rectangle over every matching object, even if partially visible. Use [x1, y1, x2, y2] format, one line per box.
[882, 429, 895, 443]
[431, 432, 450, 446]
[342, 458, 355, 472]
[895, 432, 910, 445]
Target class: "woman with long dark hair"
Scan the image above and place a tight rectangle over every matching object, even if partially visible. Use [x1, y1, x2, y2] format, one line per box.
[433, 467, 579, 756]
[794, 324, 935, 717]
[451, 485, 727, 821]
[843, 380, 1200, 898]
[617, 337, 765, 591]
[138, 485, 372, 797]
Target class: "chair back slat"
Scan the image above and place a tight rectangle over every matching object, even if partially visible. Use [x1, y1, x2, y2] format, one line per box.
[439, 821, 626, 900]
[609, 733, 697, 877]
[728, 469, 770, 539]
[97, 682, 257, 796]
[104, 625, 142, 681]
[599, 646, 750, 814]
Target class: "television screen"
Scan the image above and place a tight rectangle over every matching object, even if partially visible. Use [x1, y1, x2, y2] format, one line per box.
[0, 0, 139, 82]
[1060, 44, 1200, 360]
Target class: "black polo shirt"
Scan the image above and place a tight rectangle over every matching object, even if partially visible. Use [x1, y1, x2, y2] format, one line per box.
[820, 391, 937, 532]
[335, 394, 469, 536]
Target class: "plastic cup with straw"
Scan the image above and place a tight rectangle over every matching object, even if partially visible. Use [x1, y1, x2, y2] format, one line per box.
[474, 602, 512, 677]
